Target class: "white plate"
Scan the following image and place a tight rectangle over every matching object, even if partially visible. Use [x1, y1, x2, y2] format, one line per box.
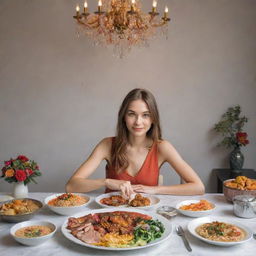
[61, 208, 172, 251]
[188, 216, 253, 246]
[95, 192, 160, 210]
[176, 200, 216, 217]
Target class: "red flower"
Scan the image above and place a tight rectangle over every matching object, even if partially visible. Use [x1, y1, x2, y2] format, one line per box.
[15, 170, 27, 181]
[236, 132, 249, 146]
[4, 160, 12, 166]
[17, 155, 29, 162]
[25, 169, 34, 176]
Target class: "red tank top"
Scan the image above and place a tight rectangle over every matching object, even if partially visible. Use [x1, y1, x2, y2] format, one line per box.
[105, 139, 159, 192]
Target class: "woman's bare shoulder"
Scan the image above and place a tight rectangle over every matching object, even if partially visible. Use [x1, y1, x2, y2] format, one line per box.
[157, 140, 177, 155]
[157, 139, 173, 149]
[97, 137, 113, 150]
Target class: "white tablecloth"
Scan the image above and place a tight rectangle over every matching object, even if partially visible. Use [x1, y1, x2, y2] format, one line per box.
[1, 193, 255, 256]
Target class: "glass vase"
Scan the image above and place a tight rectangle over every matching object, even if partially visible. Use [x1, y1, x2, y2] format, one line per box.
[13, 182, 28, 198]
[229, 146, 244, 172]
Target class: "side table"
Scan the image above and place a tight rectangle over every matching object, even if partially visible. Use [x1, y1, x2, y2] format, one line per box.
[212, 168, 256, 193]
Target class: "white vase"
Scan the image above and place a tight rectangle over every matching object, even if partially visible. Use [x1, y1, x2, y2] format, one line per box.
[13, 182, 28, 198]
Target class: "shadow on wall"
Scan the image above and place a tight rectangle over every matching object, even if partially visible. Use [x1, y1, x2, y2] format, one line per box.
[206, 128, 230, 192]
[208, 128, 229, 167]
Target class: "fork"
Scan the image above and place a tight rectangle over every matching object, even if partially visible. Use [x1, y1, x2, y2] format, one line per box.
[176, 225, 192, 252]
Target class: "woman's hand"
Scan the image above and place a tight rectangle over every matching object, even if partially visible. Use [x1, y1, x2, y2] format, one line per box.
[105, 179, 134, 199]
[132, 184, 157, 194]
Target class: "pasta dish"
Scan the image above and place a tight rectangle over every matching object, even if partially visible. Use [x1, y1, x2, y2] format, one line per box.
[196, 221, 246, 242]
[179, 200, 214, 211]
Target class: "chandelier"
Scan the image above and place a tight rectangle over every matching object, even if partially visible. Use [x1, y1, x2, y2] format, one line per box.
[73, 0, 170, 58]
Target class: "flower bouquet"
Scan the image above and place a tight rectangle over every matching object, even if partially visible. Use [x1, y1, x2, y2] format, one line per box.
[214, 105, 249, 148]
[1, 155, 41, 185]
[214, 105, 249, 170]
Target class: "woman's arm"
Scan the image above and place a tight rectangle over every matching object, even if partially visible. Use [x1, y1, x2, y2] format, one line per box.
[66, 137, 136, 194]
[65, 138, 111, 193]
[132, 140, 205, 195]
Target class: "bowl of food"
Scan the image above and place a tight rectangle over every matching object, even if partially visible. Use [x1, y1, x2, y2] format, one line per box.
[0, 198, 43, 223]
[10, 220, 56, 246]
[44, 193, 91, 215]
[223, 176, 256, 202]
[187, 216, 252, 246]
[176, 199, 216, 217]
[95, 192, 160, 210]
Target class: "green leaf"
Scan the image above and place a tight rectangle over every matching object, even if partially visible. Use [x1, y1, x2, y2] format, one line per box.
[30, 176, 38, 184]
[34, 171, 42, 176]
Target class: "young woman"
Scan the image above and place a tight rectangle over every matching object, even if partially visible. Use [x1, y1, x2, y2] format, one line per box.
[66, 88, 205, 197]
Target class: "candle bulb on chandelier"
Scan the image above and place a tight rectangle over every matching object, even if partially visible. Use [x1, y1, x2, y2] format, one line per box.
[83, 1, 88, 13]
[76, 4, 80, 17]
[131, 0, 136, 12]
[164, 6, 168, 18]
[152, 0, 157, 13]
[98, 0, 102, 12]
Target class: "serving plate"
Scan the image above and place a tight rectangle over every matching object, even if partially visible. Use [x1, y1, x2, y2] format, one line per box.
[95, 192, 160, 210]
[61, 207, 172, 251]
[187, 216, 252, 246]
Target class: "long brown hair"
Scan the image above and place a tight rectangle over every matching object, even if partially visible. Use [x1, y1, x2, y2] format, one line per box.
[111, 88, 162, 172]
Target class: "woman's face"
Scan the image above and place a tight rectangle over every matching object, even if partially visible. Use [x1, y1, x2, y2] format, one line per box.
[124, 99, 152, 137]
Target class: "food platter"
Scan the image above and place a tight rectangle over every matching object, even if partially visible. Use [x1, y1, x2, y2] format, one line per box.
[61, 208, 172, 251]
[95, 192, 160, 210]
[187, 216, 252, 246]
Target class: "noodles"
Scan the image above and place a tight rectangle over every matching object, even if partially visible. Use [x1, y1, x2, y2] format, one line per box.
[93, 233, 134, 247]
[196, 221, 246, 242]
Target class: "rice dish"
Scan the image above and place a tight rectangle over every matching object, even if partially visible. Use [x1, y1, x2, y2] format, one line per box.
[48, 193, 88, 207]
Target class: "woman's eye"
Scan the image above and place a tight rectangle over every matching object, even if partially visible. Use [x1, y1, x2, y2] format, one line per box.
[143, 114, 150, 118]
[127, 113, 135, 116]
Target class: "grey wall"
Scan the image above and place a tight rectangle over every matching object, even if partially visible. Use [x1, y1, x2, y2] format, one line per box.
[0, 0, 255, 194]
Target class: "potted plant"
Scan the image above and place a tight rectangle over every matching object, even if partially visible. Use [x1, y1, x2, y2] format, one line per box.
[214, 105, 249, 171]
[1, 155, 41, 198]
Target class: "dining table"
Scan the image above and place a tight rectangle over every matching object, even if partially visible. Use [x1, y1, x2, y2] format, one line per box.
[0, 192, 255, 256]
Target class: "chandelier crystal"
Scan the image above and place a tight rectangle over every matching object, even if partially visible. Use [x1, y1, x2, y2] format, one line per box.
[73, 0, 170, 58]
